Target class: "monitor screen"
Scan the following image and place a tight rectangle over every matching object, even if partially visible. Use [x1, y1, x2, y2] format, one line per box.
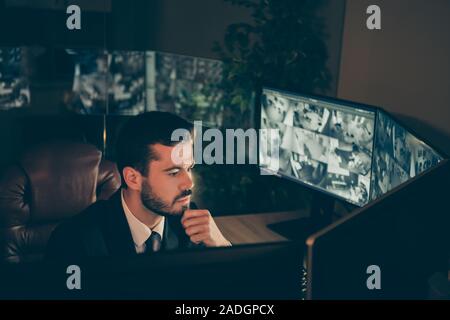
[0, 47, 30, 110]
[259, 88, 445, 207]
[0, 242, 302, 299]
[260, 88, 375, 206]
[109, 51, 146, 115]
[68, 50, 146, 115]
[67, 49, 108, 114]
[148, 51, 225, 127]
[370, 110, 443, 201]
[306, 159, 449, 299]
[65, 50, 225, 125]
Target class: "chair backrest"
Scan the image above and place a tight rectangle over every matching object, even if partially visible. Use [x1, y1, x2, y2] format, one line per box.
[0, 140, 121, 263]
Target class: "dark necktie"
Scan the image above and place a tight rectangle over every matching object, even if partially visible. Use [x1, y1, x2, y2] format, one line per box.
[145, 232, 162, 253]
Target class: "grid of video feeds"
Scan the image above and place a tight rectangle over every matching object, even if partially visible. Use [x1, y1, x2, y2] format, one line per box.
[110, 51, 146, 114]
[370, 111, 443, 201]
[65, 50, 225, 124]
[0, 47, 30, 110]
[260, 88, 376, 206]
[68, 50, 108, 114]
[149, 51, 224, 126]
[68, 50, 145, 115]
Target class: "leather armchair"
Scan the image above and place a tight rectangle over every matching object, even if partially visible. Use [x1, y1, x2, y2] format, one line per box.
[0, 141, 121, 263]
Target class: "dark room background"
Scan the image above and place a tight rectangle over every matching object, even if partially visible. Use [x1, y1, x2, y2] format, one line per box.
[0, 0, 448, 215]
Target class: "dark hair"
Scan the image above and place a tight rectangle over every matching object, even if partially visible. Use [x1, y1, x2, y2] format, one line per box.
[116, 112, 194, 187]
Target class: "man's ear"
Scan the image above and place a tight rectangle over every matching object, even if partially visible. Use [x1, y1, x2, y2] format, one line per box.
[122, 167, 142, 191]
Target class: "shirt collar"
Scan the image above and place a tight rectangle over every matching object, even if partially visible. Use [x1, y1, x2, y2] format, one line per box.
[121, 189, 165, 247]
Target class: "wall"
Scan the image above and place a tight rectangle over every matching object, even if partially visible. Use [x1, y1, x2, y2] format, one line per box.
[338, 0, 450, 155]
[152, 0, 346, 95]
[152, 0, 252, 59]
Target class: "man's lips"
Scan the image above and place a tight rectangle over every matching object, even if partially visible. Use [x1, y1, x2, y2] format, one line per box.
[176, 196, 190, 203]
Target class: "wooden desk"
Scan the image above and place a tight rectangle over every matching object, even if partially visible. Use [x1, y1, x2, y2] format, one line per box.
[215, 210, 308, 245]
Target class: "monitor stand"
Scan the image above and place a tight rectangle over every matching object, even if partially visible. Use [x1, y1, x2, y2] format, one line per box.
[267, 192, 335, 242]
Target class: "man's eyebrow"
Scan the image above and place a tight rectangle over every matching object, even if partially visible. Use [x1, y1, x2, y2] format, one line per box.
[163, 166, 183, 172]
[163, 163, 195, 172]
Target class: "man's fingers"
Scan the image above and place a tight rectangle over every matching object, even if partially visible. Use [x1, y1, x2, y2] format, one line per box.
[181, 216, 210, 229]
[180, 209, 229, 247]
[181, 210, 210, 224]
[190, 233, 208, 244]
[185, 224, 209, 237]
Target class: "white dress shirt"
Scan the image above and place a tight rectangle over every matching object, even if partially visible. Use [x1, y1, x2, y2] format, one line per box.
[121, 190, 165, 254]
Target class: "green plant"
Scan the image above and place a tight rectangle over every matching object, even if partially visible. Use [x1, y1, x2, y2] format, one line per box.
[213, 0, 331, 128]
[194, 0, 332, 215]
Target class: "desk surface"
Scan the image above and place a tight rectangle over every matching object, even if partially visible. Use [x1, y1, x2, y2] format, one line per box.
[215, 210, 308, 245]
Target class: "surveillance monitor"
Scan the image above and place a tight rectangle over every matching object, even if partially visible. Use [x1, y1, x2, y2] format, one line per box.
[259, 88, 445, 207]
[260, 88, 375, 206]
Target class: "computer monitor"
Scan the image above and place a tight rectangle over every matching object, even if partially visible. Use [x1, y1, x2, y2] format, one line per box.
[306, 159, 450, 299]
[0, 242, 303, 299]
[68, 49, 109, 114]
[259, 87, 445, 207]
[148, 51, 224, 127]
[66, 49, 225, 124]
[370, 110, 443, 201]
[260, 87, 376, 206]
[0, 47, 30, 110]
[68, 50, 146, 115]
[109, 51, 146, 115]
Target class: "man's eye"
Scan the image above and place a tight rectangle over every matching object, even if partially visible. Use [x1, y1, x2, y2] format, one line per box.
[168, 170, 179, 176]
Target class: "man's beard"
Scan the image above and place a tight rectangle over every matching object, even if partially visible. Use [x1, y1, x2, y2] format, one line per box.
[140, 182, 192, 218]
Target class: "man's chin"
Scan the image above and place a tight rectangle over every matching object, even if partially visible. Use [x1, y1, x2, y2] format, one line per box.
[172, 203, 189, 216]
[142, 203, 181, 218]
[158, 203, 188, 218]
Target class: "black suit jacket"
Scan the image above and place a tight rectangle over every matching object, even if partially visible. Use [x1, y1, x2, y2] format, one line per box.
[46, 190, 196, 260]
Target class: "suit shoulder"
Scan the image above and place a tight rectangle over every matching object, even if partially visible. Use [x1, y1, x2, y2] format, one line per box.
[56, 199, 109, 232]
[45, 199, 110, 260]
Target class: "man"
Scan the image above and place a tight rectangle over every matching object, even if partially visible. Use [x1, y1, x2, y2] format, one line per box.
[294, 103, 330, 134]
[46, 112, 231, 260]
[262, 93, 291, 126]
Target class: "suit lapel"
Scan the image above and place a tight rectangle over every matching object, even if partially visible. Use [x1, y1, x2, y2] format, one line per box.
[164, 215, 200, 251]
[103, 190, 137, 256]
[101, 191, 197, 255]
[162, 217, 180, 251]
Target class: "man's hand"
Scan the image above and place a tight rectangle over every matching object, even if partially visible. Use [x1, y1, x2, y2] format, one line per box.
[181, 210, 231, 247]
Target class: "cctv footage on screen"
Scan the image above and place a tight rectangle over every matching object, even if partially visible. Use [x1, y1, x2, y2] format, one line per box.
[259, 88, 444, 207]
[370, 111, 443, 201]
[0, 47, 30, 110]
[260, 88, 375, 207]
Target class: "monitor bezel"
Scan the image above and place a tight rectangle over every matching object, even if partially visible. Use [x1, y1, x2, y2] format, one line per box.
[258, 86, 448, 207]
[260, 86, 377, 207]
[305, 158, 450, 299]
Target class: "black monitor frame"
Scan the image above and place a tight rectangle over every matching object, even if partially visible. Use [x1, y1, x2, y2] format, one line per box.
[0, 241, 304, 300]
[258, 86, 447, 208]
[305, 158, 450, 299]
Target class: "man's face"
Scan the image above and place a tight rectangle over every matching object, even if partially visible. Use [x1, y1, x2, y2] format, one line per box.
[265, 95, 289, 123]
[301, 110, 323, 132]
[140, 142, 195, 217]
[344, 119, 374, 145]
[96, 56, 109, 73]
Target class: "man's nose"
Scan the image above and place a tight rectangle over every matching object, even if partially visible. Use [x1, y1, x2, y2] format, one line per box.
[180, 170, 194, 191]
